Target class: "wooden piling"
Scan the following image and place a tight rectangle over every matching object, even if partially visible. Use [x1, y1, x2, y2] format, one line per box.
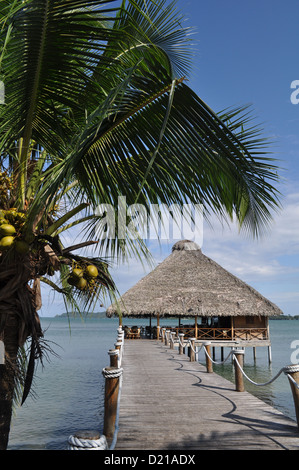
[285, 365, 299, 430]
[103, 366, 122, 439]
[165, 330, 170, 346]
[178, 333, 184, 355]
[204, 342, 213, 373]
[108, 349, 119, 368]
[233, 349, 245, 392]
[170, 332, 175, 349]
[190, 338, 196, 362]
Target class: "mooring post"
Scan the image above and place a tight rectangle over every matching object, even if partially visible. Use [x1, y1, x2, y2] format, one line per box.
[204, 341, 213, 373]
[156, 325, 160, 340]
[165, 330, 170, 346]
[108, 349, 119, 368]
[284, 365, 299, 430]
[102, 366, 123, 439]
[170, 332, 175, 349]
[233, 349, 245, 392]
[190, 338, 196, 362]
[114, 341, 123, 366]
[178, 333, 184, 355]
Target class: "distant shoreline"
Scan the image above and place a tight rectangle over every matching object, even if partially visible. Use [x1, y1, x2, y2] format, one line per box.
[55, 311, 107, 318]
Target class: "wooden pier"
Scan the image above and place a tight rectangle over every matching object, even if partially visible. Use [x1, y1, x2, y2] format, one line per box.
[114, 339, 299, 450]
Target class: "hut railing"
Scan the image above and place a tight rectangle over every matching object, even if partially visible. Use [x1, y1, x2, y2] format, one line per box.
[196, 327, 233, 340]
[169, 326, 268, 341]
[234, 328, 268, 340]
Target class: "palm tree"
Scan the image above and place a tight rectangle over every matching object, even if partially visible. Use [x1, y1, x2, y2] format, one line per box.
[0, 0, 281, 449]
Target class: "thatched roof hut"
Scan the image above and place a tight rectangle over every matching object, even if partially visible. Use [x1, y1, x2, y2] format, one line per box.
[106, 240, 282, 319]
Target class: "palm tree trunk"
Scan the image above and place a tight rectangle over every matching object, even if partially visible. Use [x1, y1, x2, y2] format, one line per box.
[0, 258, 43, 450]
[0, 312, 19, 450]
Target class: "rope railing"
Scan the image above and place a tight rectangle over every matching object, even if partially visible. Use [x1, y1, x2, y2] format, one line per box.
[233, 353, 287, 387]
[167, 332, 299, 429]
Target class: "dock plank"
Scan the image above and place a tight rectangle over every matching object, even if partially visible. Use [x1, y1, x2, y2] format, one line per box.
[115, 339, 299, 450]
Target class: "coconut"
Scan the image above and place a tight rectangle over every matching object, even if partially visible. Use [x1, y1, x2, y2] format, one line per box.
[72, 268, 84, 279]
[0, 224, 16, 237]
[85, 264, 98, 278]
[76, 277, 87, 290]
[0, 236, 15, 250]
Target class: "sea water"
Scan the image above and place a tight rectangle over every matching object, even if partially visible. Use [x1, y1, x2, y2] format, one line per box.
[7, 317, 299, 450]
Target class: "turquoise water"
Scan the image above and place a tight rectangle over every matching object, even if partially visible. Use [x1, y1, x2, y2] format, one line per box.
[7, 317, 299, 450]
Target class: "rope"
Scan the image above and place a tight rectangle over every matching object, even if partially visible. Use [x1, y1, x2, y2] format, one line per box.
[67, 434, 108, 450]
[284, 365, 299, 390]
[175, 338, 299, 391]
[102, 367, 123, 379]
[203, 345, 233, 365]
[233, 354, 292, 387]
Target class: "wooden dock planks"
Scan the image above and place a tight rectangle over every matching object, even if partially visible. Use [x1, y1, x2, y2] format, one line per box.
[115, 339, 299, 450]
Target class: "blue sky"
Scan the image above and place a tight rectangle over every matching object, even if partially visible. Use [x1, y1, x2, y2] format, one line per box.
[40, 0, 299, 317]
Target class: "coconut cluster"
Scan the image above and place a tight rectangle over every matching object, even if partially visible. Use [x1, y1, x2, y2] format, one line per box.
[0, 209, 31, 254]
[67, 264, 99, 291]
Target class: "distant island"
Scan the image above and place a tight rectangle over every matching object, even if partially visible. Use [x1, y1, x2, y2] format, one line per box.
[270, 314, 299, 320]
[55, 311, 107, 318]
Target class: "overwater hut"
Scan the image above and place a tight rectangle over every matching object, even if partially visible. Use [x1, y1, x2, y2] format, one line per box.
[106, 240, 282, 358]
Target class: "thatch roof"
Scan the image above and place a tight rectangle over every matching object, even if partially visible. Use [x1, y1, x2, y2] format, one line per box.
[106, 240, 283, 318]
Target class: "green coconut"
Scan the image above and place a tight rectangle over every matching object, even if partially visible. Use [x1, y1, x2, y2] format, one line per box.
[76, 277, 87, 290]
[72, 268, 84, 279]
[0, 236, 15, 250]
[0, 224, 16, 237]
[85, 264, 98, 278]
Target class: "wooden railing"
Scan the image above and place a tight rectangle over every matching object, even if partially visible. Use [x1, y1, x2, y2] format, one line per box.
[167, 327, 268, 341]
[124, 325, 269, 341]
[233, 328, 268, 341]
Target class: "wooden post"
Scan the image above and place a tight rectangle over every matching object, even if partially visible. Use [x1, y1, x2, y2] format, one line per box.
[165, 330, 170, 346]
[170, 332, 175, 349]
[284, 365, 299, 430]
[268, 345, 272, 364]
[178, 333, 184, 355]
[103, 366, 122, 439]
[108, 349, 119, 368]
[161, 328, 165, 343]
[204, 341, 213, 373]
[253, 347, 256, 362]
[157, 314, 160, 340]
[195, 315, 198, 339]
[190, 338, 196, 362]
[233, 349, 245, 392]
